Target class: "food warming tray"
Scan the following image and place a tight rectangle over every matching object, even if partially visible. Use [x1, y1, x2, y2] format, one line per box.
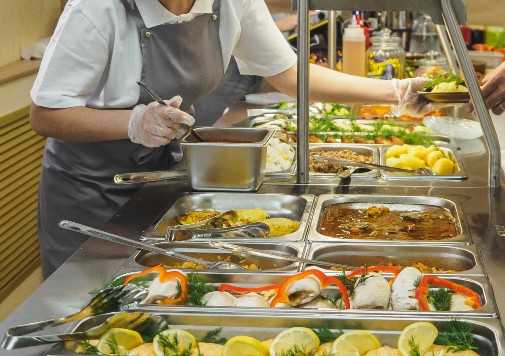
[114, 270, 496, 318]
[307, 194, 470, 244]
[305, 242, 484, 275]
[121, 241, 306, 273]
[142, 193, 315, 242]
[45, 313, 504, 355]
[379, 144, 468, 180]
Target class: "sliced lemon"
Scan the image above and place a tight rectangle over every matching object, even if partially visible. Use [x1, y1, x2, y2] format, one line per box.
[153, 329, 197, 356]
[398, 322, 438, 356]
[331, 330, 380, 356]
[96, 328, 144, 355]
[269, 327, 320, 356]
[222, 335, 269, 356]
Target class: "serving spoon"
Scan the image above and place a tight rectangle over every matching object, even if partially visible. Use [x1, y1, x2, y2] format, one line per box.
[59, 220, 245, 270]
[136, 81, 206, 142]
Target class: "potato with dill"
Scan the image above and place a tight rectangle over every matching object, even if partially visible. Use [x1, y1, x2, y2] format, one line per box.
[422, 74, 468, 93]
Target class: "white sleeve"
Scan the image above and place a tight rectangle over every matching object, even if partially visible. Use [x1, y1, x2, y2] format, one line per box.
[232, 0, 297, 77]
[31, 8, 110, 108]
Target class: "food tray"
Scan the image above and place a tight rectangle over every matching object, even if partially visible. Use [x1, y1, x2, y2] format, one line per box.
[142, 193, 315, 242]
[307, 194, 470, 244]
[48, 313, 504, 355]
[121, 241, 306, 273]
[308, 144, 380, 178]
[379, 145, 468, 180]
[114, 270, 496, 317]
[305, 242, 484, 275]
[418, 91, 471, 103]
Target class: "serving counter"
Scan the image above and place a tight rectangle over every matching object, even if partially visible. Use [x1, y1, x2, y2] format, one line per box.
[0, 116, 504, 354]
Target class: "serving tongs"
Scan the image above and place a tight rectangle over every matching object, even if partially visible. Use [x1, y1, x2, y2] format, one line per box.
[313, 155, 436, 176]
[2, 311, 164, 349]
[209, 241, 356, 270]
[114, 170, 187, 184]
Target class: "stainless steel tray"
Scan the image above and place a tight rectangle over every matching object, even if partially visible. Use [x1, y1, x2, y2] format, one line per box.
[305, 242, 484, 275]
[379, 144, 468, 180]
[307, 194, 470, 244]
[142, 193, 315, 242]
[115, 271, 496, 317]
[47, 313, 504, 355]
[121, 241, 307, 273]
[308, 144, 380, 178]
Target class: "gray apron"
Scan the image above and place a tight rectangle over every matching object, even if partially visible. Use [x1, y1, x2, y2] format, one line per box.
[38, 0, 224, 278]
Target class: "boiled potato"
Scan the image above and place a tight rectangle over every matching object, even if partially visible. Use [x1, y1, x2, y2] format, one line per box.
[398, 154, 427, 170]
[426, 150, 445, 168]
[385, 144, 410, 159]
[386, 157, 409, 169]
[408, 145, 427, 160]
[431, 157, 455, 174]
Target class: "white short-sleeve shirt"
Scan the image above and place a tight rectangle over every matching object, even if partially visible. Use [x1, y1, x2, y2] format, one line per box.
[31, 0, 297, 109]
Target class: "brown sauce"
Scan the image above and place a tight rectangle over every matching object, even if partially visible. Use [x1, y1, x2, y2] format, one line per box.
[318, 204, 458, 240]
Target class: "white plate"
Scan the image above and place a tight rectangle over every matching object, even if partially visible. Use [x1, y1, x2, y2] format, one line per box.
[423, 116, 483, 140]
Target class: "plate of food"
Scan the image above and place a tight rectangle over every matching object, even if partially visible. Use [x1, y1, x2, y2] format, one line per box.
[418, 74, 470, 103]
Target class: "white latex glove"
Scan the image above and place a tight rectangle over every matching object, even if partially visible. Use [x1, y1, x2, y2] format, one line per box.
[128, 95, 195, 147]
[391, 77, 436, 117]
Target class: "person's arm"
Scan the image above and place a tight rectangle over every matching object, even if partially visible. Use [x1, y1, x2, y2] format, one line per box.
[30, 104, 130, 142]
[266, 63, 397, 104]
[479, 61, 505, 115]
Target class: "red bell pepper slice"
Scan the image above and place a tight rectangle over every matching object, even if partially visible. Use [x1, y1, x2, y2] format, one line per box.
[345, 265, 401, 279]
[415, 275, 482, 311]
[123, 265, 188, 305]
[219, 283, 280, 294]
[270, 270, 350, 309]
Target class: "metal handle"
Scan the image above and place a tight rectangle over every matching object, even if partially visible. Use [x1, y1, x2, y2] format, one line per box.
[58, 220, 216, 268]
[209, 241, 355, 270]
[114, 170, 187, 184]
[312, 155, 427, 175]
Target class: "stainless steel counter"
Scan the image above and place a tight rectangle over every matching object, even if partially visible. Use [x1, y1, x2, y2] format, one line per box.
[1, 129, 504, 355]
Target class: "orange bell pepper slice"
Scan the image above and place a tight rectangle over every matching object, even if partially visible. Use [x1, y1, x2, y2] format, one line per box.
[123, 265, 188, 305]
[270, 270, 350, 309]
[415, 275, 482, 311]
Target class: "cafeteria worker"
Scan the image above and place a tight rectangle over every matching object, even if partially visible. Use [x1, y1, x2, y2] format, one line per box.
[30, 0, 430, 278]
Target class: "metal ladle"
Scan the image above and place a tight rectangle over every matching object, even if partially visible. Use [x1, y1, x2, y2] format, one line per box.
[136, 81, 206, 142]
[59, 220, 245, 270]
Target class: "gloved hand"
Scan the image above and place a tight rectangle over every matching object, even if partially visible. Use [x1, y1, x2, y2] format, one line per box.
[391, 77, 437, 117]
[128, 95, 195, 147]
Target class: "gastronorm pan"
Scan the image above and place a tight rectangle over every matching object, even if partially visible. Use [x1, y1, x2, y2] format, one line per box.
[114, 270, 496, 317]
[308, 144, 380, 179]
[142, 193, 315, 242]
[305, 242, 484, 275]
[121, 241, 306, 273]
[379, 144, 468, 180]
[45, 313, 504, 355]
[307, 194, 470, 244]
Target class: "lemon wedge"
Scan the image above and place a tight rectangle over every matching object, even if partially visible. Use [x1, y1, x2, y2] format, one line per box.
[96, 328, 144, 355]
[153, 329, 197, 356]
[331, 330, 380, 356]
[222, 335, 269, 356]
[269, 327, 320, 356]
[398, 322, 438, 356]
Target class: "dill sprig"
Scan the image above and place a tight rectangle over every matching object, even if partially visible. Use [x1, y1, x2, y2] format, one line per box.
[427, 288, 454, 311]
[435, 319, 477, 351]
[75, 340, 100, 354]
[278, 344, 309, 356]
[186, 273, 216, 305]
[200, 327, 228, 345]
[408, 336, 421, 356]
[312, 327, 343, 344]
[157, 332, 194, 356]
[105, 333, 120, 355]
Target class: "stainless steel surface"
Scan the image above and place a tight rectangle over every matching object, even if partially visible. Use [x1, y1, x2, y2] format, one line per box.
[180, 127, 274, 191]
[47, 313, 504, 355]
[440, 0, 501, 187]
[59, 221, 245, 270]
[113, 170, 187, 184]
[136, 81, 204, 142]
[145, 192, 315, 242]
[315, 154, 435, 176]
[306, 242, 484, 275]
[307, 194, 469, 243]
[208, 241, 356, 270]
[327, 10, 337, 70]
[165, 221, 270, 241]
[125, 242, 305, 272]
